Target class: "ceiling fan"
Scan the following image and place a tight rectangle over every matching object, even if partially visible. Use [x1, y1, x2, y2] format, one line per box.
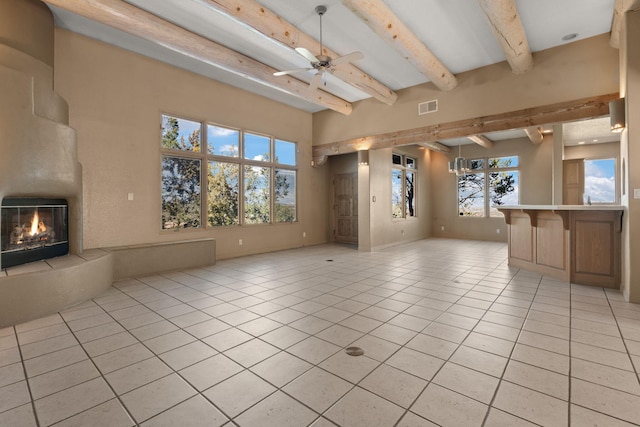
[273, 5, 364, 91]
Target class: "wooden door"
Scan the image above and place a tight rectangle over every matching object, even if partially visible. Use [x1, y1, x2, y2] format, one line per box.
[334, 173, 358, 244]
[563, 159, 584, 205]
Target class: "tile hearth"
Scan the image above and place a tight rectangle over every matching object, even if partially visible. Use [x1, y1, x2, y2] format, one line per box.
[1, 239, 639, 426]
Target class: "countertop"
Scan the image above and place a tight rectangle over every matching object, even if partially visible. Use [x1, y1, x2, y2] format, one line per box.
[498, 205, 624, 211]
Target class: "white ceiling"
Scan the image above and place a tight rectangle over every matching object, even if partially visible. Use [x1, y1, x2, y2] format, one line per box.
[48, 0, 619, 145]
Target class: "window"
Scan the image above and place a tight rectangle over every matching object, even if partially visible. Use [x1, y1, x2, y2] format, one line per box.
[161, 116, 202, 229]
[458, 156, 518, 217]
[392, 154, 417, 219]
[161, 114, 297, 229]
[584, 158, 615, 204]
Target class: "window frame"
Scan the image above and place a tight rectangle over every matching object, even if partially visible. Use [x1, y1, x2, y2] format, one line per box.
[160, 113, 298, 231]
[392, 153, 417, 220]
[457, 155, 519, 218]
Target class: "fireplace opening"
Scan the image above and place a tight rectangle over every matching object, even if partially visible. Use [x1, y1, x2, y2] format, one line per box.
[1, 198, 69, 269]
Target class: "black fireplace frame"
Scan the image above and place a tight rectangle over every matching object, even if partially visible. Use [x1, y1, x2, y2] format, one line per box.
[1, 197, 69, 268]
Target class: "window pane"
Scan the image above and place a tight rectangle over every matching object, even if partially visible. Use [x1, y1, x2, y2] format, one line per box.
[244, 166, 270, 224]
[207, 125, 239, 157]
[275, 169, 296, 222]
[392, 154, 402, 165]
[489, 171, 518, 217]
[275, 140, 296, 165]
[392, 169, 403, 218]
[161, 115, 201, 152]
[489, 156, 518, 168]
[584, 159, 615, 203]
[469, 159, 484, 170]
[406, 171, 416, 217]
[406, 157, 415, 169]
[208, 161, 239, 226]
[244, 132, 270, 162]
[458, 173, 485, 217]
[161, 156, 201, 229]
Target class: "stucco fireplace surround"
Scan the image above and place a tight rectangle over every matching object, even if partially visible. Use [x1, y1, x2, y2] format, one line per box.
[0, 0, 113, 327]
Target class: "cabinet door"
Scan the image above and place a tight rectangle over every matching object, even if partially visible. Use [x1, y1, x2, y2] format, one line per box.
[571, 210, 621, 288]
[563, 159, 584, 205]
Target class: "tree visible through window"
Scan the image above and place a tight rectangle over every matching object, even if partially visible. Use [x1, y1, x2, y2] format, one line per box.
[161, 114, 297, 229]
[207, 161, 238, 226]
[458, 156, 518, 217]
[392, 153, 417, 219]
[161, 116, 202, 229]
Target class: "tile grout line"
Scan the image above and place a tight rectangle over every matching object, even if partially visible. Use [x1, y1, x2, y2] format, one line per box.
[101, 281, 245, 425]
[13, 324, 42, 427]
[59, 292, 146, 426]
[604, 289, 640, 382]
[567, 283, 574, 427]
[8, 241, 640, 426]
[381, 260, 519, 425]
[480, 270, 544, 426]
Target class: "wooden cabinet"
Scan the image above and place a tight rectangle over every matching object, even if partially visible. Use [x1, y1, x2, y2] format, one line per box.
[571, 210, 621, 287]
[499, 207, 622, 288]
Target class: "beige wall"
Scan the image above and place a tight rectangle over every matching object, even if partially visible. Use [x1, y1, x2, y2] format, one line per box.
[431, 137, 553, 241]
[49, 17, 638, 293]
[313, 34, 619, 146]
[621, 10, 640, 302]
[564, 141, 620, 161]
[367, 146, 432, 249]
[325, 146, 432, 250]
[54, 29, 322, 259]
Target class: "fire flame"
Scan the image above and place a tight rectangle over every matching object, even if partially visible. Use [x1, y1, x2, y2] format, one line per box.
[30, 211, 39, 236]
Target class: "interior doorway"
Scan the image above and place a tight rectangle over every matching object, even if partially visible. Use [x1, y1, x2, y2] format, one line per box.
[333, 173, 358, 244]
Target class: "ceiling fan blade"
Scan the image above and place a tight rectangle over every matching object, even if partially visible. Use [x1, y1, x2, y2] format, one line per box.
[331, 51, 364, 66]
[309, 72, 323, 91]
[295, 47, 320, 63]
[273, 68, 312, 76]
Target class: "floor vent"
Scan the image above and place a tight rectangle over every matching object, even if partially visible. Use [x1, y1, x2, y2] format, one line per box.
[418, 99, 438, 115]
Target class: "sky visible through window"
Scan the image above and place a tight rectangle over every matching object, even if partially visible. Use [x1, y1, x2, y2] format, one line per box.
[208, 125, 239, 157]
[162, 115, 297, 227]
[584, 158, 615, 203]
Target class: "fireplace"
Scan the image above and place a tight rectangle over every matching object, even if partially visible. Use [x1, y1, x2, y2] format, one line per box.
[1, 198, 69, 268]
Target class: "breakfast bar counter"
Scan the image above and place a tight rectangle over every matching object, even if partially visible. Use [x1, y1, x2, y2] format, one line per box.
[497, 205, 624, 288]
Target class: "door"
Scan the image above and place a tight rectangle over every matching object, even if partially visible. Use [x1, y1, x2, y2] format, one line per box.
[563, 159, 584, 205]
[334, 173, 358, 244]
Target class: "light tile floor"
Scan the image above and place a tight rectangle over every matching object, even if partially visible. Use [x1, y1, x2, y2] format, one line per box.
[2, 239, 640, 426]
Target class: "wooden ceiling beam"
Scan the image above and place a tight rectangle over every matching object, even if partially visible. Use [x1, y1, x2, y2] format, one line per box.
[467, 135, 494, 148]
[477, 0, 533, 74]
[342, 0, 457, 91]
[418, 142, 451, 153]
[196, 0, 397, 105]
[313, 93, 618, 158]
[43, 0, 353, 115]
[523, 126, 544, 144]
[610, 0, 640, 48]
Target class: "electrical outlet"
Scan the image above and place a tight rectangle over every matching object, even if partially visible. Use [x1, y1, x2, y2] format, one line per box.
[496, 229, 501, 234]
[127, 192, 134, 201]
[441, 226, 445, 231]
[303, 232, 306, 238]
[239, 239, 243, 246]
